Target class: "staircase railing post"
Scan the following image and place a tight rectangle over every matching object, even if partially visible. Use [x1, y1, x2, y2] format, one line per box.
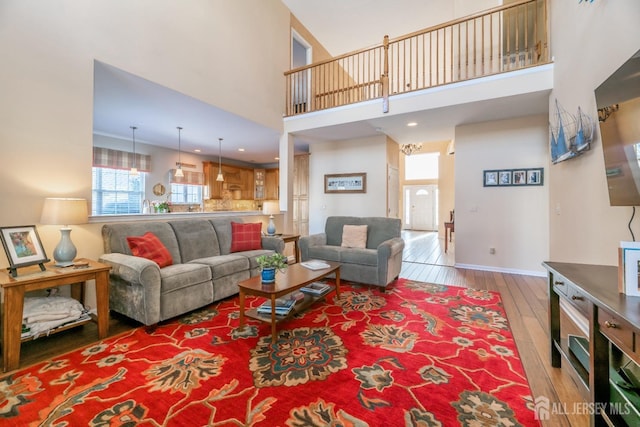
[382, 35, 389, 113]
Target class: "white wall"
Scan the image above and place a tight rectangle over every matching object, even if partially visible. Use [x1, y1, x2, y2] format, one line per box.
[0, 0, 290, 267]
[308, 135, 388, 234]
[548, 0, 640, 265]
[455, 115, 549, 275]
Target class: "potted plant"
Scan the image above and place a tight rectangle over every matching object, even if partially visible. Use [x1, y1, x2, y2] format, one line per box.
[256, 253, 288, 284]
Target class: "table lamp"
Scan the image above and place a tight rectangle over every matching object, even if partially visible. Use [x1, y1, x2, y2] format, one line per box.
[262, 201, 280, 236]
[40, 197, 88, 267]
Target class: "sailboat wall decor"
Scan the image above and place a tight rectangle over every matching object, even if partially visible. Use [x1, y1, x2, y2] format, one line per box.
[549, 99, 596, 164]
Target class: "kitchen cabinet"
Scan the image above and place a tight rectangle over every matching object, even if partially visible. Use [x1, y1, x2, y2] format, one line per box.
[203, 162, 254, 200]
[265, 168, 279, 200]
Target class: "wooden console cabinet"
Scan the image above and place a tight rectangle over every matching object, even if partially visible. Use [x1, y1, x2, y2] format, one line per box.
[544, 261, 640, 426]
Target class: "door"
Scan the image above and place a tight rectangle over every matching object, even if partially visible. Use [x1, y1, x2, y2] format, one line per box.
[291, 30, 312, 113]
[388, 165, 399, 218]
[404, 185, 438, 231]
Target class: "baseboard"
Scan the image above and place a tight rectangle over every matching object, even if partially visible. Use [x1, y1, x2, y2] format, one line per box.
[454, 263, 546, 278]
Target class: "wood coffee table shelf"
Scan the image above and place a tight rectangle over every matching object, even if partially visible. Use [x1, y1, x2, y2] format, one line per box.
[238, 261, 340, 342]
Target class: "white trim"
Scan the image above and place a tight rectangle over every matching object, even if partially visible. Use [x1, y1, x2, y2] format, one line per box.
[455, 263, 546, 278]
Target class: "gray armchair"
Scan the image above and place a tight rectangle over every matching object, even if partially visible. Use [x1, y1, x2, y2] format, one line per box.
[299, 216, 404, 287]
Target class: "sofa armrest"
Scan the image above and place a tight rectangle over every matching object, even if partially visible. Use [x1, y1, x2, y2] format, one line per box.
[98, 253, 163, 325]
[299, 233, 327, 261]
[99, 253, 161, 286]
[261, 236, 285, 254]
[377, 237, 405, 261]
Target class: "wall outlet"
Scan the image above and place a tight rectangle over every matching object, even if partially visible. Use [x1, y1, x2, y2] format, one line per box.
[489, 247, 496, 254]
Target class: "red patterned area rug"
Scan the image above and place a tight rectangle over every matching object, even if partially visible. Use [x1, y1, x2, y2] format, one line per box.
[1, 279, 539, 426]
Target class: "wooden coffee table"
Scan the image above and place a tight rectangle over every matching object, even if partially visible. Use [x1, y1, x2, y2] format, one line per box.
[238, 261, 340, 342]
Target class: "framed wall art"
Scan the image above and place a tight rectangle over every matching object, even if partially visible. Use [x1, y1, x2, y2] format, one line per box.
[325, 173, 367, 193]
[0, 225, 50, 276]
[483, 168, 544, 187]
[484, 171, 498, 186]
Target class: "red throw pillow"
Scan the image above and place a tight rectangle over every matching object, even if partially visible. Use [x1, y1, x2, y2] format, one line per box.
[230, 222, 262, 252]
[126, 232, 173, 268]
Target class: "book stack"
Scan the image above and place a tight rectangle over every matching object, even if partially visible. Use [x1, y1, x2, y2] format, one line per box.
[300, 260, 331, 270]
[300, 281, 331, 296]
[257, 297, 296, 316]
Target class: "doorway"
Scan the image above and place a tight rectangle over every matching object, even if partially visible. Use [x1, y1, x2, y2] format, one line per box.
[403, 185, 438, 231]
[291, 30, 312, 113]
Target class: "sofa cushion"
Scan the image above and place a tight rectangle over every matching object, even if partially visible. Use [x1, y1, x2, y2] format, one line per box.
[308, 245, 341, 262]
[169, 219, 221, 261]
[210, 217, 245, 255]
[127, 232, 173, 268]
[340, 247, 378, 266]
[189, 254, 250, 280]
[325, 216, 402, 249]
[230, 222, 262, 252]
[341, 224, 368, 248]
[159, 263, 212, 293]
[103, 221, 182, 263]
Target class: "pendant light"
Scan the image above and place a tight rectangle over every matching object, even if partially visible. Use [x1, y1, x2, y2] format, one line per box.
[175, 126, 184, 178]
[216, 137, 224, 182]
[130, 126, 139, 176]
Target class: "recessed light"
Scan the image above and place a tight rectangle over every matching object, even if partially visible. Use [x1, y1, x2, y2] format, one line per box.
[194, 149, 201, 153]
[238, 148, 245, 152]
[407, 122, 418, 127]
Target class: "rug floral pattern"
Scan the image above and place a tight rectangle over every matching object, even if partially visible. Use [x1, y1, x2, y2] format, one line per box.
[0, 279, 538, 426]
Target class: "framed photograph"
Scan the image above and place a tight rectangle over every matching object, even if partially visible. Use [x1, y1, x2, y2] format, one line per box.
[483, 171, 498, 186]
[0, 225, 49, 272]
[527, 168, 543, 185]
[498, 170, 512, 186]
[325, 173, 367, 193]
[513, 170, 527, 185]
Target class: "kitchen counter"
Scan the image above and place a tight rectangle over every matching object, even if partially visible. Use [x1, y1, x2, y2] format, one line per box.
[89, 210, 265, 224]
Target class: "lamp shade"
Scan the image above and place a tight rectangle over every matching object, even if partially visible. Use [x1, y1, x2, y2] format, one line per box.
[40, 198, 88, 226]
[262, 201, 280, 216]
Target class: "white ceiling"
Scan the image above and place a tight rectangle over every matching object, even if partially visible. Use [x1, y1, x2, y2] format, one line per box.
[93, 1, 551, 163]
[93, 62, 283, 165]
[282, 0, 461, 57]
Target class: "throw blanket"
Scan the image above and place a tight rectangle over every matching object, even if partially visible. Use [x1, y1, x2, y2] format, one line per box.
[22, 296, 87, 338]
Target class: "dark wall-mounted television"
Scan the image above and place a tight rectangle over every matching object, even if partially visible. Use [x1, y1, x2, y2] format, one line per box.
[595, 49, 640, 206]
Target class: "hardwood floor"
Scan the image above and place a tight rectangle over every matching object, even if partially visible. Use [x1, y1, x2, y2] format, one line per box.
[7, 230, 587, 426]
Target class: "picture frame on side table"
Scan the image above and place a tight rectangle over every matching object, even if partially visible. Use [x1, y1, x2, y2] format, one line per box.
[0, 225, 50, 277]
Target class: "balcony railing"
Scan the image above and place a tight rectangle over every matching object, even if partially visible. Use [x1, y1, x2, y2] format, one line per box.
[284, 0, 549, 117]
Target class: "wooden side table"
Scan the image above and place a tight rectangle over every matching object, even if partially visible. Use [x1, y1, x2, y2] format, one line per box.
[280, 234, 300, 263]
[0, 258, 110, 372]
[444, 222, 454, 253]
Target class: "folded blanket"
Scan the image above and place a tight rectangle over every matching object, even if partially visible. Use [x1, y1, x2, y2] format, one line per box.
[23, 296, 84, 323]
[22, 296, 87, 339]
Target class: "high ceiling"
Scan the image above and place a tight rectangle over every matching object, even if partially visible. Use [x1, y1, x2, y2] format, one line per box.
[93, 1, 548, 163]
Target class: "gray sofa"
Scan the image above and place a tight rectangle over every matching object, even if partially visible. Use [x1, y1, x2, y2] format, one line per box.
[100, 217, 284, 326]
[299, 216, 404, 287]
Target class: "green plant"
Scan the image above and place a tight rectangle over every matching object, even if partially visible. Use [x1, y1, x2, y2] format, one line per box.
[256, 253, 288, 271]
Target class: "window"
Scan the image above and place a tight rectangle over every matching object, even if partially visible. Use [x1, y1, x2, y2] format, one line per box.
[170, 183, 203, 204]
[92, 167, 145, 215]
[405, 152, 440, 180]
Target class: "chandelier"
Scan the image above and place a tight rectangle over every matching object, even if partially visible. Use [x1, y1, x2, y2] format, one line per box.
[400, 143, 423, 156]
[597, 104, 619, 122]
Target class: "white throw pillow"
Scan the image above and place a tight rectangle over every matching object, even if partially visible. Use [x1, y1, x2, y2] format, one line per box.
[341, 224, 368, 248]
